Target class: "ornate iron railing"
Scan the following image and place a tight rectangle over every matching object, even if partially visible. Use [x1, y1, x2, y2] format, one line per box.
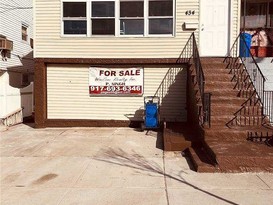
[178, 33, 211, 127]
[228, 33, 273, 124]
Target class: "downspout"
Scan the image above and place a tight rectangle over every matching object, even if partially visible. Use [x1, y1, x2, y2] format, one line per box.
[243, 0, 246, 32]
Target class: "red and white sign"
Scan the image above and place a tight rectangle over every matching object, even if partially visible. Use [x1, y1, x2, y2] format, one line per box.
[89, 67, 143, 96]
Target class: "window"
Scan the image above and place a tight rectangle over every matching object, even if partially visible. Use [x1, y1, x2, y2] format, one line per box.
[30, 38, 34, 49]
[22, 25, 28, 41]
[63, 2, 87, 34]
[149, 0, 173, 34]
[92, 1, 115, 35]
[62, 0, 174, 36]
[120, 1, 144, 35]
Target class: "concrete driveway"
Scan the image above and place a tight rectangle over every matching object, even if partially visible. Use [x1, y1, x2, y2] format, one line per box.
[1, 124, 273, 205]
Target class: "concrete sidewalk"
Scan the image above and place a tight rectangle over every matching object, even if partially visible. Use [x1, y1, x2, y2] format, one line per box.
[1, 124, 273, 205]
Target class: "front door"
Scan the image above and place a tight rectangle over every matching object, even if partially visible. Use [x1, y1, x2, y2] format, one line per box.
[199, 0, 230, 56]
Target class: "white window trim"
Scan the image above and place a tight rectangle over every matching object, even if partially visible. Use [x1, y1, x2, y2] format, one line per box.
[119, 0, 145, 36]
[90, 0, 115, 36]
[62, 1, 88, 36]
[61, 0, 175, 37]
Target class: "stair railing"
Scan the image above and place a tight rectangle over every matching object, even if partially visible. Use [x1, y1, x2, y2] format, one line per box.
[178, 33, 211, 127]
[0, 108, 23, 127]
[228, 33, 273, 124]
[264, 91, 273, 124]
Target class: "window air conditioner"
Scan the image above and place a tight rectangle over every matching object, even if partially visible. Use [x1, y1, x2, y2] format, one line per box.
[0, 37, 13, 51]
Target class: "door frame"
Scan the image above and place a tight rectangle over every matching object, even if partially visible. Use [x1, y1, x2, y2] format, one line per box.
[199, 0, 233, 57]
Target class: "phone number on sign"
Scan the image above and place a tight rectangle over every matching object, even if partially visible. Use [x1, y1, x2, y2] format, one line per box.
[89, 86, 142, 94]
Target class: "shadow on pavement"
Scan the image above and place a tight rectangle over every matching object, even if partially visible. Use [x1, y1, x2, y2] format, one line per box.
[94, 148, 239, 205]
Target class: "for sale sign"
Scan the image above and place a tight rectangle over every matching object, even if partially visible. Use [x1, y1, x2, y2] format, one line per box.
[89, 67, 143, 96]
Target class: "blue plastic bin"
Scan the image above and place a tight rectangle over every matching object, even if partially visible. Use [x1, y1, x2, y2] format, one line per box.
[145, 103, 158, 128]
[239, 33, 252, 57]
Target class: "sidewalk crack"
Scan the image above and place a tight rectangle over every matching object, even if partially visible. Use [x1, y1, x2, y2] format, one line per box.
[163, 152, 170, 205]
[256, 175, 271, 189]
[57, 160, 91, 205]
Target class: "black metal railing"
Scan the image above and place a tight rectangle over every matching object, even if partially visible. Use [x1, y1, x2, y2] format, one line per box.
[192, 34, 205, 100]
[264, 91, 273, 123]
[178, 33, 211, 127]
[228, 33, 273, 124]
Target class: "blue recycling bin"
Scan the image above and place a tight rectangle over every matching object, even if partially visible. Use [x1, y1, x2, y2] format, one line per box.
[239, 33, 252, 57]
[145, 103, 158, 128]
[141, 96, 160, 131]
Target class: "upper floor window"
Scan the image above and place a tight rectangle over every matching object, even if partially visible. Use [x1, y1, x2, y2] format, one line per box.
[92, 1, 115, 35]
[120, 1, 144, 35]
[22, 25, 28, 41]
[62, 0, 174, 37]
[63, 2, 87, 34]
[149, 0, 173, 34]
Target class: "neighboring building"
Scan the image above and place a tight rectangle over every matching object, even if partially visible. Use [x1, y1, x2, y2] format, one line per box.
[241, 0, 273, 57]
[34, 0, 241, 128]
[0, 0, 34, 124]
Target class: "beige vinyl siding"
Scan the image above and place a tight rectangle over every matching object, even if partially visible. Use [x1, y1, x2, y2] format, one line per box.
[34, 0, 199, 58]
[47, 65, 187, 121]
[231, 0, 241, 46]
[34, 0, 240, 58]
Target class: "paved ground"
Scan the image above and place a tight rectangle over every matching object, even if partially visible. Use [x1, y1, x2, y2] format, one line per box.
[1, 124, 273, 205]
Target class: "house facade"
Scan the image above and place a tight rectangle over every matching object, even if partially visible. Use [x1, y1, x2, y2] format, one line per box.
[34, 0, 241, 128]
[0, 0, 34, 123]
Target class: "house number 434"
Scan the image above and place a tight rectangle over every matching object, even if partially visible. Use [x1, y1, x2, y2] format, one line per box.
[185, 10, 195, 15]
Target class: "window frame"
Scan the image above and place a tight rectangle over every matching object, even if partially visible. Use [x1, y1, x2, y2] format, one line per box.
[119, 0, 145, 36]
[91, 0, 116, 36]
[148, 0, 174, 36]
[21, 24, 28, 42]
[61, 0, 175, 37]
[62, 1, 88, 36]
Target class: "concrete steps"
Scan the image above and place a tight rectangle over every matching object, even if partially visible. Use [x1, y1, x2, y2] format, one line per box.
[163, 123, 193, 151]
[176, 57, 273, 172]
[205, 140, 273, 172]
[186, 145, 219, 173]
